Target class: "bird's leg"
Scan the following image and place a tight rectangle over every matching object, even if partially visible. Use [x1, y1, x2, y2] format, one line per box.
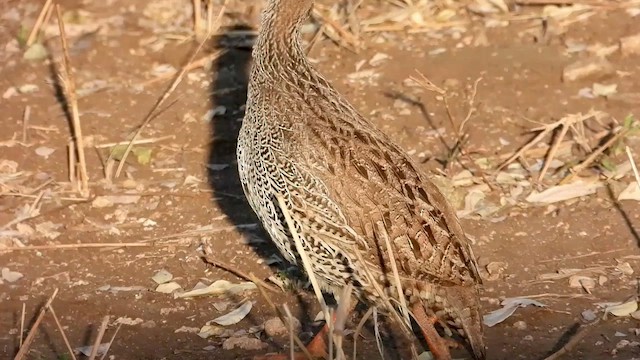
[411, 303, 453, 360]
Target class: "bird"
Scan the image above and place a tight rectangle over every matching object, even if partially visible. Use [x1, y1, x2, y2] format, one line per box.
[236, 0, 486, 359]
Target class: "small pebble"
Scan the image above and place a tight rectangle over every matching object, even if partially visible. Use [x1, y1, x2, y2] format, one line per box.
[264, 316, 301, 337]
[513, 321, 527, 330]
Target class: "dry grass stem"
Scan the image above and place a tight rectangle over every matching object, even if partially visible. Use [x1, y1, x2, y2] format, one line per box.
[136, 50, 226, 88]
[14, 288, 59, 360]
[274, 194, 331, 324]
[543, 319, 600, 360]
[352, 306, 374, 360]
[499, 111, 607, 182]
[625, 146, 640, 190]
[2, 242, 156, 251]
[249, 273, 314, 360]
[21, 106, 31, 143]
[112, 5, 226, 178]
[200, 252, 280, 293]
[207, 0, 215, 34]
[377, 223, 410, 326]
[99, 323, 122, 360]
[56, 5, 89, 197]
[19, 303, 26, 348]
[95, 135, 175, 149]
[48, 306, 79, 360]
[88, 316, 110, 360]
[282, 304, 296, 360]
[193, 0, 202, 33]
[562, 126, 630, 184]
[312, 7, 359, 51]
[458, 77, 483, 136]
[0, 192, 90, 201]
[26, 0, 53, 46]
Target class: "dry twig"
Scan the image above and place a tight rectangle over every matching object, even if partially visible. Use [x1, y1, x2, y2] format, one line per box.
[14, 288, 59, 360]
[543, 320, 600, 360]
[200, 253, 280, 293]
[250, 273, 314, 360]
[625, 146, 640, 190]
[55, 5, 89, 197]
[48, 306, 79, 360]
[26, 0, 53, 46]
[112, 5, 226, 178]
[88, 316, 110, 360]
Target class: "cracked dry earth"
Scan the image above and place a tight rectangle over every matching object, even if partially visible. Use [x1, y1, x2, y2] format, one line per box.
[2, 0, 640, 359]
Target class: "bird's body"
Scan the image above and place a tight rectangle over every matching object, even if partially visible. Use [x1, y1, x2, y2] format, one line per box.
[237, 0, 485, 358]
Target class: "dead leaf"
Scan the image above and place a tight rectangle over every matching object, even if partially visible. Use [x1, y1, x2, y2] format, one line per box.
[618, 183, 640, 201]
[606, 299, 638, 317]
[74, 343, 110, 356]
[197, 324, 232, 338]
[593, 83, 617, 97]
[526, 181, 603, 203]
[151, 269, 173, 284]
[568, 275, 595, 293]
[483, 297, 546, 327]
[155, 281, 182, 294]
[175, 280, 256, 299]
[2, 267, 24, 282]
[212, 301, 252, 326]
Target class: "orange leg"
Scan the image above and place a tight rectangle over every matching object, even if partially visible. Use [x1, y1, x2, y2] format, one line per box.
[254, 319, 331, 360]
[412, 304, 452, 360]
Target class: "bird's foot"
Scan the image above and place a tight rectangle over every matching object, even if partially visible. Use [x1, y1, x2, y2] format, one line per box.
[254, 323, 328, 360]
[412, 304, 453, 360]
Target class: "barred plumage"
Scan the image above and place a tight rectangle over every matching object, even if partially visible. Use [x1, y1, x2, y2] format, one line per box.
[237, 0, 486, 358]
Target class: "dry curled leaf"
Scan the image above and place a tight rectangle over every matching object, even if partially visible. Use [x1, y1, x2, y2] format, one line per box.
[212, 301, 252, 326]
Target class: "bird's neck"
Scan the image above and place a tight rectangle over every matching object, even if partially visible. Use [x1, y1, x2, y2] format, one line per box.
[251, 0, 314, 82]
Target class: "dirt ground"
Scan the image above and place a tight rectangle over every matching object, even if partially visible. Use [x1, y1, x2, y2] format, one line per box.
[2, 0, 640, 359]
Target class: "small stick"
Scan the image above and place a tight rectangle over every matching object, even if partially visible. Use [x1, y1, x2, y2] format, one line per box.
[19, 303, 26, 348]
[352, 306, 374, 360]
[135, 50, 226, 88]
[113, 6, 226, 178]
[206, 0, 214, 34]
[543, 320, 600, 360]
[625, 146, 640, 190]
[0, 193, 89, 202]
[3, 243, 154, 251]
[27, 190, 45, 216]
[99, 323, 122, 360]
[275, 194, 331, 323]
[48, 306, 79, 360]
[457, 76, 483, 135]
[56, 5, 89, 197]
[193, 0, 202, 34]
[539, 123, 569, 181]
[200, 254, 280, 293]
[14, 288, 59, 360]
[21, 106, 31, 143]
[95, 135, 175, 149]
[562, 128, 629, 184]
[250, 273, 313, 360]
[88, 316, 110, 360]
[282, 304, 296, 360]
[68, 140, 76, 184]
[26, 0, 53, 46]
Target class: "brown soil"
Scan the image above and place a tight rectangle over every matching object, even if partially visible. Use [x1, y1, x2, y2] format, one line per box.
[2, 1, 640, 359]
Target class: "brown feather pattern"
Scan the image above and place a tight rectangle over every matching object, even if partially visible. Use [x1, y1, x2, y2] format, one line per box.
[237, 0, 486, 358]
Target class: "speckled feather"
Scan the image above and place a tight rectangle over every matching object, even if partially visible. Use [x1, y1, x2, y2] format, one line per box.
[237, 0, 485, 358]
